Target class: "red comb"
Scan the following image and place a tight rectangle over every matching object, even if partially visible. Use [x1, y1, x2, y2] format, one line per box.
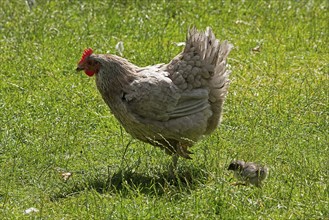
[78, 48, 93, 64]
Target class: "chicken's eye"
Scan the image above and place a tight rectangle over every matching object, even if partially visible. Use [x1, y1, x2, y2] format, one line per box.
[87, 60, 92, 65]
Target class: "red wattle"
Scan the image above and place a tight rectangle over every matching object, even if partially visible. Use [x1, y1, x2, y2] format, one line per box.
[85, 70, 95, 77]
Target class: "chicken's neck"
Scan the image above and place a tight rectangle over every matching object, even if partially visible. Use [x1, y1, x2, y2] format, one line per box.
[95, 56, 137, 108]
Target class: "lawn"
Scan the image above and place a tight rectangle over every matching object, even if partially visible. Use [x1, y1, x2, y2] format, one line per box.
[0, 0, 328, 219]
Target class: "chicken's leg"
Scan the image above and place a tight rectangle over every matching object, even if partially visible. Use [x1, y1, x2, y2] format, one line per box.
[168, 154, 179, 177]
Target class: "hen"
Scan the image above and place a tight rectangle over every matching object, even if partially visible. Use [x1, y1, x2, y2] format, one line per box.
[76, 27, 232, 169]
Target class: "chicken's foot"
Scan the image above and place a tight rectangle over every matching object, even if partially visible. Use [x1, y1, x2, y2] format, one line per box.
[231, 181, 247, 186]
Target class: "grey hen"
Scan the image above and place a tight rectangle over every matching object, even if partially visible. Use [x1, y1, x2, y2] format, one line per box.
[76, 27, 232, 169]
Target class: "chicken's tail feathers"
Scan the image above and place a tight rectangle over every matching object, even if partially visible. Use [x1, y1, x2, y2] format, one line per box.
[184, 27, 233, 96]
[167, 27, 232, 133]
[185, 27, 233, 65]
[260, 166, 269, 179]
[187, 27, 233, 133]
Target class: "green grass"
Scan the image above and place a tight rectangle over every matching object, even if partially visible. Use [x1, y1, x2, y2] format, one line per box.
[1, 0, 328, 219]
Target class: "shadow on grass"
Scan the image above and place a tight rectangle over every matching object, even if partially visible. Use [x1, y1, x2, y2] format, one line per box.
[50, 166, 208, 201]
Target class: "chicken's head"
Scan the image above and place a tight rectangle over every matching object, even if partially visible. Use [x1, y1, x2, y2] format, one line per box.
[76, 48, 100, 77]
[228, 160, 245, 171]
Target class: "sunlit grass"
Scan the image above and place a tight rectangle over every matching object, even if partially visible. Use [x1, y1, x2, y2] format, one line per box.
[0, 0, 328, 219]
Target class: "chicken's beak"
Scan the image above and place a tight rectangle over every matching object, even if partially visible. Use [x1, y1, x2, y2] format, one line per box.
[76, 66, 84, 71]
[228, 163, 235, 170]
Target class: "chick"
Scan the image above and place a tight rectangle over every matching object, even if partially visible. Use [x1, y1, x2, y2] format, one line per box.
[228, 160, 268, 187]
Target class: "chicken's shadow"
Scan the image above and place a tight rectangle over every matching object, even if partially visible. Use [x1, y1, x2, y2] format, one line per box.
[106, 167, 208, 195]
[52, 166, 208, 200]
